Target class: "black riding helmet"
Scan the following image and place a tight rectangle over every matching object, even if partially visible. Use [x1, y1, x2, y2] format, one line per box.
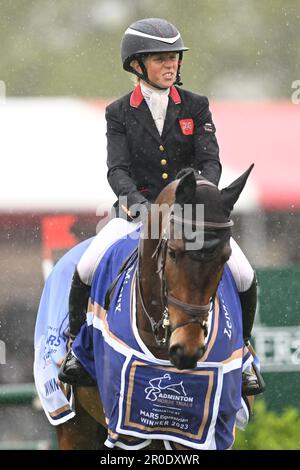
[121, 18, 189, 90]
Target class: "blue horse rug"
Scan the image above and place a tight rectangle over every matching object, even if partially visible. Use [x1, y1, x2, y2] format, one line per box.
[33, 238, 94, 425]
[73, 231, 252, 450]
[33, 234, 141, 426]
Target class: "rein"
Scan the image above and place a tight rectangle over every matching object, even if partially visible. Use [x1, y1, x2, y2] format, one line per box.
[104, 248, 138, 311]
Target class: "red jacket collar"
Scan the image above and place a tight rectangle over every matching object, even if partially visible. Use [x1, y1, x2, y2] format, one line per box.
[130, 84, 181, 108]
[169, 85, 181, 104]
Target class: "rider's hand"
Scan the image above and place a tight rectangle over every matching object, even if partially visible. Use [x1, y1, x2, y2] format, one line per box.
[120, 200, 151, 222]
[129, 201, 151, 222]
[128, 201, 151, 222]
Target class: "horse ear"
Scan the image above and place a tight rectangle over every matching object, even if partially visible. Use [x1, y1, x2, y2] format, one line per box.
[175, 169, 197, 205]
[220, 164, 254, 217]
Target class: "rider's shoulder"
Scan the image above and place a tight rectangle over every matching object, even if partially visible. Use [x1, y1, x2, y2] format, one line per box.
[177, 87, 210, 107]
[105, 92, 132, 115]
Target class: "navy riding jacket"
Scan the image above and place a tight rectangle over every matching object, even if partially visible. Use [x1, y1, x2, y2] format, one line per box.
[106, 85, 221, 212]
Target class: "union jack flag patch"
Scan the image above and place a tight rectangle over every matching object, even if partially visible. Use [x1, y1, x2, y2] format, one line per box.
[179, 119, 194, 135]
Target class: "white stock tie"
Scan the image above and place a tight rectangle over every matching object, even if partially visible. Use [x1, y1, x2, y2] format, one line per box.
[150, 92, 169, 135]
[140, 82, 169, 136]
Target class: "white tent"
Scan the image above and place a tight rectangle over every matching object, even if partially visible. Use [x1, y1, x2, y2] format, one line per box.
[0, 99, 114, 212]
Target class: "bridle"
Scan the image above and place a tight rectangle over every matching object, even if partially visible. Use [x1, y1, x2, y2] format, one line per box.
[137, 211, 233, 347]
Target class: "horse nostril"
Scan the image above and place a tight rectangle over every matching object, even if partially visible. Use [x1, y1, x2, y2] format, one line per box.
[169, 344, 185, 361]
[169, 344, 206, 370]
[169, 344, 185, 368]
[169, 344, 198, 370]
[197, 346, 206, 359]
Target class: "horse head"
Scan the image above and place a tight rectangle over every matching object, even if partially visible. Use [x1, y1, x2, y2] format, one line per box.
[138, 165, 253, 370]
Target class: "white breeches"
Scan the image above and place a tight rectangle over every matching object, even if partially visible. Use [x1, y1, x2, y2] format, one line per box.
[77, 218, 254, 292]
[227, 238, 254, 292]
[77, 218, 142, 285]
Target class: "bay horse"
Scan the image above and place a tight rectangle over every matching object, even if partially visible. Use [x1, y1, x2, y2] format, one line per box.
[55, 166, 255, 450]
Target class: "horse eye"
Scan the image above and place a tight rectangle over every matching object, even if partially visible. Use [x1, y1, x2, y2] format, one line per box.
[168, 248, 176, 261]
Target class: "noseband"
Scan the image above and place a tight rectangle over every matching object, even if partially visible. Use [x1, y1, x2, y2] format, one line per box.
[138, 214, 233, 347]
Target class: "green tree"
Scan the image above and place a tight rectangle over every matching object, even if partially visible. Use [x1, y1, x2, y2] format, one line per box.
[234, 400, 300, 450]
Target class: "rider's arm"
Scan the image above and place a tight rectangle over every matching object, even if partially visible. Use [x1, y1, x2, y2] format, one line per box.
[193, 96, 222, 186]
[106, 102, 148, 211]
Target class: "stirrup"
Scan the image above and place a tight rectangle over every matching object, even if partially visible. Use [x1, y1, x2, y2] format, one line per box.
[65, 330, 76, 351]
[242, 362, 266, 396]
[58, 350, 96, 387]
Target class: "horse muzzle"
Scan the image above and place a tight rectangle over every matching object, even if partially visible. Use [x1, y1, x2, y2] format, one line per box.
[169, 344, 206, 370]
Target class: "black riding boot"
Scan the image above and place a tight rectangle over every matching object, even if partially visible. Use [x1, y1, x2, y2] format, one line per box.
[68, 268, 91, 340]
[239, 273, 265, 396]
[58, 268, 95, 386]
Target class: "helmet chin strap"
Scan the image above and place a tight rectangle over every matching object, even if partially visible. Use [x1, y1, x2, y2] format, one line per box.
[135, 59, 168, 90]
[129, 52, 184, 90]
